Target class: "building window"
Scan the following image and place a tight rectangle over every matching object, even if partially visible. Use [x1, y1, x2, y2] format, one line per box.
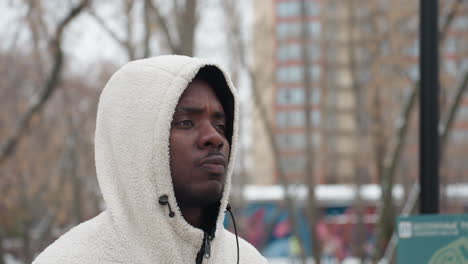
[455, 37, 467, 55]
[408, 65, 418, 80]
[277, 88, 305, 105]
[453, 16, 468, 31]
[278, 43, 320, 62]
[307, 43, 321, 61]
[310, 132, 320, 147]
[277, 1, 321, 18]
[444, 60, 457, 76]
[277, 66, 303, 83]
[276, 21, 321, 40]
[458, 106, 468, 121]
[290, 111, 306, 127]
[311, 110, 321, 125]
[276, 110, 320, 128]
[276, 132, 320, 151]
[277, 43, 301, 61]
[462, 58, 468, 73]
[311, 88, 320, 104]
[452, 130, 468, 143]
[306, 1, 321, 16]
[307, 21, 321, 37]
[277, 1, 301, 17]
[276, 111, 290, 128]
[405, 39, 418, 57]
[277, 88, 320, 105]
[276, 22, 301, 40]
[276, 133, 306, 150]
[279, 155, 306, 173]
[276, 110, 305, 128]
[308, 65, 322, 80]
[445, 37, 456, 54]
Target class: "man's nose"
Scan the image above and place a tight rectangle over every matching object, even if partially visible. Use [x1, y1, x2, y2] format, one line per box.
[197, 121, 224, 150]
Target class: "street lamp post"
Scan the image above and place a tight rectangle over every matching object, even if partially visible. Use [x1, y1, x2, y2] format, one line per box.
[420, 0, 439, 214]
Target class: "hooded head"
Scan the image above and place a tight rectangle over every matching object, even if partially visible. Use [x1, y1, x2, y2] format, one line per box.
[94, 55, 238, 262]
[169, 66, 235, 229]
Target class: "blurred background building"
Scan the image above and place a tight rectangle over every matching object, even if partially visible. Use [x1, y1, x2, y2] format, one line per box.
[246, 0, 468, 261]
[1, 0, 467, 263]
[250, 0, 468, 188]
[250, 0, 360, 185]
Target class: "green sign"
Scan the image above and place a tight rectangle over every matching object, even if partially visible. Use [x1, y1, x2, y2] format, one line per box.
[397, 214, 468, 264]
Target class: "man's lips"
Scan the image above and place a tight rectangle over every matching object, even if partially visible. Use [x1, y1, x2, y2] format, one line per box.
[199, 155, 227, 174]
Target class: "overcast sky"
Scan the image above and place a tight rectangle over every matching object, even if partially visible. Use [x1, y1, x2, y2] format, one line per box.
[0, 0, 255, 168]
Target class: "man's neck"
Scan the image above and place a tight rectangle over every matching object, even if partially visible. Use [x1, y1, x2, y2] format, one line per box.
[179, 205, 204, 229]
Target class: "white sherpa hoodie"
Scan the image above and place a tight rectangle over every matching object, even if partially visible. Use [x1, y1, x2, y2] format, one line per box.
[33, 55, 267, 264]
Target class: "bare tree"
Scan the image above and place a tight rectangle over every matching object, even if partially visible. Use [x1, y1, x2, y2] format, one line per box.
[300, 0, 321, 262]
[222, 1, 308, 262]
[374, 0, 464, 261]
[89, 0, 199, 59]
[0, 0, 90, 166]
[345, 0, 368, 260]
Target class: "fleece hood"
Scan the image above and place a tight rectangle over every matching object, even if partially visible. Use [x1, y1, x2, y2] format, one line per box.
[33, 55, 267, 264]
[95, 55, 238, 262]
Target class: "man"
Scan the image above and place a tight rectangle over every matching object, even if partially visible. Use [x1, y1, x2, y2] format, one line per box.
[33, 55, 267, 263]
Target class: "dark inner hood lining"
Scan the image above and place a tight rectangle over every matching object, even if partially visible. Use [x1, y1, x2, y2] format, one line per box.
[189, 66, 235, 235]
[191, 66, 235, 145]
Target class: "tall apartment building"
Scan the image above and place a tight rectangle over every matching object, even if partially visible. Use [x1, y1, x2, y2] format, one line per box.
[250, 0, 468, 187]
[273, 0, 327, 184]
[250, 0, 358, 184]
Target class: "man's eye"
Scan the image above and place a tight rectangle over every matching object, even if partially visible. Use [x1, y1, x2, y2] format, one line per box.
[175, 120, 193, 128]
[215, 124, 226, 133]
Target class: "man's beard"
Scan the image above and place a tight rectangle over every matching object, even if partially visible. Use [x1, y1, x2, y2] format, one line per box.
[174, 185, 224, 208]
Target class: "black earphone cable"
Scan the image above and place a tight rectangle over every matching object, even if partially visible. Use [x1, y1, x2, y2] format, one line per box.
[226, 204, 239, 264]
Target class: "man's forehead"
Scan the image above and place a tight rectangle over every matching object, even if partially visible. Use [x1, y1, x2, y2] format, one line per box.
[174, 101, 225, 116]
[175, 82, 224, 112]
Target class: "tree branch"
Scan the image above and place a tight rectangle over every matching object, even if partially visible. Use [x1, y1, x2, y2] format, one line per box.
[439, 0, 463, 43]
[177, 0, 197, 56]
[440, 70, 468, 158]
[222, 1, 307, 261]
[0, 0, 89, 166]
[123, 0, 136, 60]
[375, 0, 463, 260]
[147, 0, 179, 53]
[87, 8, 128, 53]
[142, 0, 153, 58]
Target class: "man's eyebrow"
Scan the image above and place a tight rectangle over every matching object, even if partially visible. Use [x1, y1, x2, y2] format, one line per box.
[176, 106, 204, 114]
[212, 111, 226, 120]
[175, 106, 225, 119]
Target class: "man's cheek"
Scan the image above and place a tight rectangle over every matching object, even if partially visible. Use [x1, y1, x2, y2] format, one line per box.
[224, 147, 230, 160]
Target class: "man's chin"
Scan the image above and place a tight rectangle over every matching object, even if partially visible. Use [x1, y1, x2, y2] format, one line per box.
[175, 180, 225, 206]
[192, 181, 224, 205]
[202, 181, 224, 201]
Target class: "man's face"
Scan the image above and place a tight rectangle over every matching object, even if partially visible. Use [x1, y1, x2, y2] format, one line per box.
[169, 80, 231, 207]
